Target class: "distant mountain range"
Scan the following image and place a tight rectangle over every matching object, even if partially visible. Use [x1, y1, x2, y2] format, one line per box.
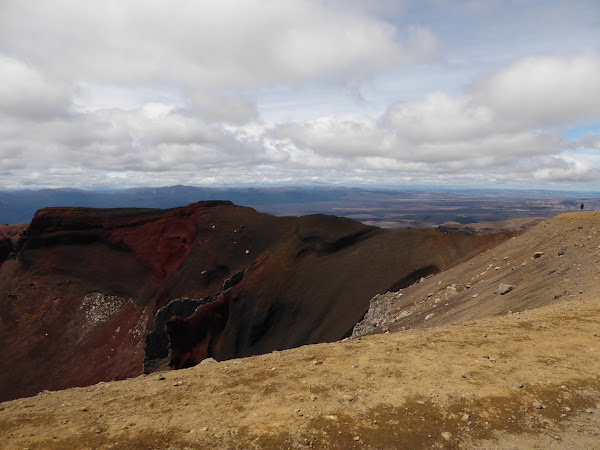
[1, 185, 599, 226]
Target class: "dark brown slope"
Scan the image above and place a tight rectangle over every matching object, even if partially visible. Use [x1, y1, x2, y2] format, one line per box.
[0, 202, 507, 401]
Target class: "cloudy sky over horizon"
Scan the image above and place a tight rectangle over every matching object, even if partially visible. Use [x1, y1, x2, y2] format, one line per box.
[1, 0, 599, 191]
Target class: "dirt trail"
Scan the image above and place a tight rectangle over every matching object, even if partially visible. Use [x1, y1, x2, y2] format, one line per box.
[2, 212, 600, 449]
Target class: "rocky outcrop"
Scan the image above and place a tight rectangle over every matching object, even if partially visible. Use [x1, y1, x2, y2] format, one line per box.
[143, 297, 213, 374]
[0, 224, 26, 264]
[166, 295, 230, 369]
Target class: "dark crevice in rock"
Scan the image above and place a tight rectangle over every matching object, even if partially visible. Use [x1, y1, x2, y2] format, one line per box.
[222, 270, 245, 292]
[143, 297, 212, 374]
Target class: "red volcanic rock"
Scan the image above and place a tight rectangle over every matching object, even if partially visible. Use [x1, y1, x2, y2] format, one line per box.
[0, 201, 508, 401]
[26, 202, 213, 280]
[0, 224, 27, 262]
[166, 295, 230, 369]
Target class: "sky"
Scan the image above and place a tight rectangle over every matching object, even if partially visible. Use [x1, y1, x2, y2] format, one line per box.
[1, 0, 599, 191]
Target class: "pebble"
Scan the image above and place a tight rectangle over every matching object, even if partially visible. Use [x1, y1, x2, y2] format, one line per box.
[352, 364, 359, 369]
[461, 413, 470, 422]
[353, 436, 360, 441]
[425, 313, 435, 321]
[157, 374, 166, 381]
[441, 431, 452, 440]
[533, 401, 544, 409]
[461, 373, 467, 379]
[517, 383, 524, 389]
[200, 358, 217, 366]
[498, 283, 515, 295]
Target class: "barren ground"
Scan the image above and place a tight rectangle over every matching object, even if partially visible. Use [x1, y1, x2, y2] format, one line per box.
[1, 212, 600, 449]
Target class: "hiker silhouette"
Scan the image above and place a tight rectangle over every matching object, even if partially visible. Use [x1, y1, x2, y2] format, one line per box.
[581, 203, 584, 210]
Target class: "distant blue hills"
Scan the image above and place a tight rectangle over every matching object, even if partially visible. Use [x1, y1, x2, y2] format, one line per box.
[1, 185, 598, 226]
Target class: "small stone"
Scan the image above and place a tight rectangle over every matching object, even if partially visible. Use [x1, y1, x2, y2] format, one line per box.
[585, 408, 594, 413]
[461, 373, 467, 379]
[157, 374, 166, 381]
[534, 251, 544, 258]
[441, 431, 452, 440]
[461, 413, 470, 422]
[353, 436, 360, 441]
[498, 283, 515, 295]
[79, 407, 88, 412]
[200, 426, 209, 432]
[352, 364, 359, 369]
[564, 407, 571, 412]
[200, 357, 217, 366]
[425, 313, 435, 321]
[517, 383, 524, 389]
[445, 286, 458, 298]
[310, 394, 317, 401]
[533, 401, 544, 409]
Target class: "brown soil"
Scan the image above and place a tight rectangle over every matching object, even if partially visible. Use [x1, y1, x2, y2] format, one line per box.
[1, 212, 600, 449]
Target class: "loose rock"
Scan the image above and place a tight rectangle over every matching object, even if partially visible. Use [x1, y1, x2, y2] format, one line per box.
[498, 283, 515, 295]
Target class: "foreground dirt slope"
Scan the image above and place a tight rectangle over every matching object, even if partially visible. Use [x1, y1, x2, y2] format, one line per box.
[1, 295, 599, 449]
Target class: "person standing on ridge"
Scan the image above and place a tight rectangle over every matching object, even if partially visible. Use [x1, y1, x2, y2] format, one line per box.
[581, 203, 584, 210]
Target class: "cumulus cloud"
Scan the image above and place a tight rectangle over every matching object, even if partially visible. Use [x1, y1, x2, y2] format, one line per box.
[0, 0, 433, 123]
[0, 0, 599, 191]
[264, 53, 600, 185]
[0, 54, 70, 120]
[471, 54, 600, 128]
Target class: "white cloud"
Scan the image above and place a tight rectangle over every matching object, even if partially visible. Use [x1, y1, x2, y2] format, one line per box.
[0, 0, 434, 123]
[471, 53, 600, 128]
[0, 54, 69, 119]
[0, 1, 599, 191]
